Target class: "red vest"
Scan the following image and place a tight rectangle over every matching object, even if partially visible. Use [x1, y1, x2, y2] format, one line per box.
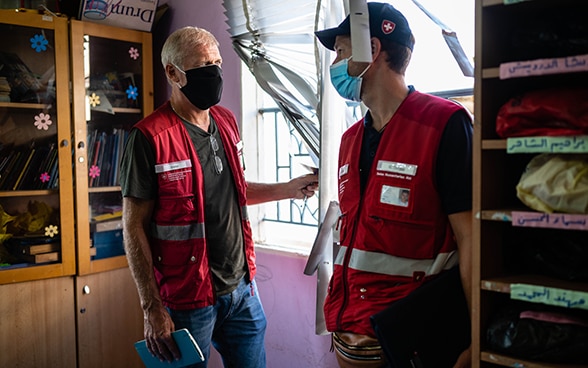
[135, 102, 256, 310]
[325, 92, 464, 336]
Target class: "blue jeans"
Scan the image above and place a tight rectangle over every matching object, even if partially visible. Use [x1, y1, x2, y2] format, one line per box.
[168, 278, 267, 368]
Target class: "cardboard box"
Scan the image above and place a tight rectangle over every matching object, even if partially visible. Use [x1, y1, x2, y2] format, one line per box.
[79, 0, 158, 32]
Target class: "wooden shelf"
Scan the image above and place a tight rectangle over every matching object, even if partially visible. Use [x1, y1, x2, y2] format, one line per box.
[482, 67, 500, 79]
[0, 189, 57, 197]
[482, 0, 504, 6]
[88, 186, 122, 193]
[112, 107, 141, 114]
[0, 102, 52, 109]
[481, 351, 588, 368]
[481, 275, 588, 294]
[474, 0, 588, 366]
[481, 139, 506, 150]
[479, 210, 588, 231]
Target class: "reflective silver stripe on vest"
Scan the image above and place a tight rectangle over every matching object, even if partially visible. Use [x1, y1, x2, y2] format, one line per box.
[151, 222, 205, 241]
[334, 246, 458, 277]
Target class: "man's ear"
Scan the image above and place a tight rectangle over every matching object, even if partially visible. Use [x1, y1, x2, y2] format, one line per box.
[165, 64, 179, 83]
[370, 38, 382, 61]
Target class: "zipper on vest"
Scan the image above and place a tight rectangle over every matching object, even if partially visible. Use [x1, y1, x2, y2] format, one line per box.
[336, 201, 363, 331]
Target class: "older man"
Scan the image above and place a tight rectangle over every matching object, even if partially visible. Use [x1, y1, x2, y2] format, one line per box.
[120, 26, 318, 368]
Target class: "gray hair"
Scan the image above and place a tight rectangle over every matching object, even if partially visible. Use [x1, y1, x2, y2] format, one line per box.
[161, 26, 219, 70]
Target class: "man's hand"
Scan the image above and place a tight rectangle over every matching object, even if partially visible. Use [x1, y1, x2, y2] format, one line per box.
[246, 173, 319, 205]
[144, 306, 181, 362]
[289, 173, 319, 200]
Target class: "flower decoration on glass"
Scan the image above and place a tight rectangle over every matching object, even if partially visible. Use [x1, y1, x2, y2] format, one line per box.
[30, 34, 48, 52]
[40, 172, 50, 183]
[34, 113, 52, 130]
[129, 47, 140, 60]
[88, 93, 101, 107]
[89, 165, 101, 179]
[45, 224, 59, 237]
[126, 85, 138, 100]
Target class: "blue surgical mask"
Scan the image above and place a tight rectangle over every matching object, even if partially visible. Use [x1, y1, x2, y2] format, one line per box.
[329, 57, 371, 102]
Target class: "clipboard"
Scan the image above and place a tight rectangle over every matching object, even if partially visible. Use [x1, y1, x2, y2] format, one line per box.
[134, 328, 205, 368]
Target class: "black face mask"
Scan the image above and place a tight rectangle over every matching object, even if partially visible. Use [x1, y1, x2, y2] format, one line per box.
[177, 64, 223, 110]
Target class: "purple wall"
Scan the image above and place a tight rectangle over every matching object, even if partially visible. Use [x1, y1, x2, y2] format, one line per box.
[256, 251, 338, 367]
[152, 2, 338, 367]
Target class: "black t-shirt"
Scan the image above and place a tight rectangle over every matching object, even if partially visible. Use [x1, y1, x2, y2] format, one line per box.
[359, 92, 473, 215]
[120, 115, 246, 295]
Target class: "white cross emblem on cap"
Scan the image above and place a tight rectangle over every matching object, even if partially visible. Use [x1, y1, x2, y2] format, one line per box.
[382, 20, 396, 34]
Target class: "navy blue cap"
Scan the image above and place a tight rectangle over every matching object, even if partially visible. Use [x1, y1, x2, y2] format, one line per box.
[315, 2, 414, 51]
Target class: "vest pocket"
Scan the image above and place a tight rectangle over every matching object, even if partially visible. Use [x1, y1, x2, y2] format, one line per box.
[157, 194, 195, 223]
[365, 213, 435, 259]
[157, 165, 192, 197]
[155, 241, 208, 302]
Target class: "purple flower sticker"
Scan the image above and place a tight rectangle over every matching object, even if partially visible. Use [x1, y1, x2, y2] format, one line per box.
[34, 113, 53, 130]
[89, 165, 101, 178]
[30, 34, 48, 52]
[40, 172, 50, 183]
[129, 47, 140, 60]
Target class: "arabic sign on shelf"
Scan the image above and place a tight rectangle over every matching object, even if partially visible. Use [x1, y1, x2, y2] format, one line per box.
[500, 54, 588, 80]
[511, 284, 587, 310]
[507, 135, 588, 154]
[512, 211, 588, 231]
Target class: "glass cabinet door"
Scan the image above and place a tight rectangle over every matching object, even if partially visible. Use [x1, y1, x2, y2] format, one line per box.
[0, 10, 74, 283]
[71, 20, 153, 275]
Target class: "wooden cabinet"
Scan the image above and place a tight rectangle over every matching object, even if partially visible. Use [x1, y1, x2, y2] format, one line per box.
[473, 1, 588, 367]
[69, 19, 153, 368]
[0, 10, 75, 283]
[0, 277, 77, 368]
[0, 10, 153, 368]
[76, 268, 144, 368]
[70, 19, 153, 275]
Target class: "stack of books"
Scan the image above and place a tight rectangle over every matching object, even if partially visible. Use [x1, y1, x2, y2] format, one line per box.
[5, 235, 60, 264]
[0, 141, 59, 191]
[90, 210, 125, 259]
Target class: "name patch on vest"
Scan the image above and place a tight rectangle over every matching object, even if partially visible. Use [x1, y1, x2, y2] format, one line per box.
[155, 159, 192, 173]
[339, 164, 349, 178]
[376, 160, 417, 176]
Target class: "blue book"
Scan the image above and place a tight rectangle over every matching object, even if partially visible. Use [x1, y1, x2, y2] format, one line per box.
[134, 328, 204, 368]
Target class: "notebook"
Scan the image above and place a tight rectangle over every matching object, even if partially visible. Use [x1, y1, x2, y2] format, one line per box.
[134, 328, 205, 368]
[370, 266, 471, 368]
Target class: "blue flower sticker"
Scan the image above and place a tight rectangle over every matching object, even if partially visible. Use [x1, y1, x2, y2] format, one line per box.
[126, 85, 138, 100]
[30, 34, 49, 52]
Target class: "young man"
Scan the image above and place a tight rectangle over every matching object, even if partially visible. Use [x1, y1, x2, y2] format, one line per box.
[120, 26, 318, 368]
[315, 3, 473, 367]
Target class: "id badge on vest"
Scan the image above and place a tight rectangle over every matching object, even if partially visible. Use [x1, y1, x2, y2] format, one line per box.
[376, 160, 417, 212]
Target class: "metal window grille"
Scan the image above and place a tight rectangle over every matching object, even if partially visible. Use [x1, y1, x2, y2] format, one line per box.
[260, 107, 318, 227]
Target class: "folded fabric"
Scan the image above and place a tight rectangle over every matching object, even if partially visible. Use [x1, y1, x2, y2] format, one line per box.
[516, 154, 588, 214]
[496, 87, 588, 138]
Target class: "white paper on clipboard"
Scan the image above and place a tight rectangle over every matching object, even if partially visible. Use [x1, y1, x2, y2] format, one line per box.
[304, 201, 340, 275]
[304, 201, 340, 335]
